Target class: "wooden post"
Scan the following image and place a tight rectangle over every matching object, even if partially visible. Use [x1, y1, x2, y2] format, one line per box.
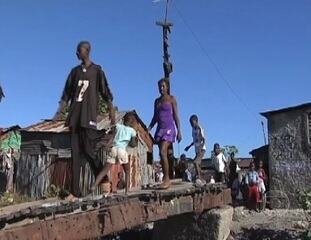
[156, 21, 173, 80]
[156, 0, 174, 81]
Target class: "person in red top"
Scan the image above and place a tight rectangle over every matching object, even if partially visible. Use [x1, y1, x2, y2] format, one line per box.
[245, 162, 260, 211]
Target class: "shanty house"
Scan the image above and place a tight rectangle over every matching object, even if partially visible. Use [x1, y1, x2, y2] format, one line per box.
[0, 125, 21, 193]
[200, 157, 254, 182]
[17, 111, 153, 198]
[261, 103, 311, 208]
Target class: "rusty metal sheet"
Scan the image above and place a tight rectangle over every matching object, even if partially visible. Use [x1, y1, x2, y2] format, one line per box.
[43, 211, 101, 240]
[101, 201, 146, 235]
[0, 187, 232, 240]
[0, 211, 101, 240]
[120, 202, 144, 229]
[166, 196, 193, 216]
[143, 203, 167, 222]
[0, 221, 45, 240]
[193, 188, 232, 213]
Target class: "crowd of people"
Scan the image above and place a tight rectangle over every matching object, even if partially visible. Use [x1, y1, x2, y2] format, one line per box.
[244, 160, 268, 211]
[152, 145, 268, 212]
[144, 74, 268, 211]
[0, 40, 265, 207]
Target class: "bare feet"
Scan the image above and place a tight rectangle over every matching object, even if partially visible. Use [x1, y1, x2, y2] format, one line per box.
[125, 188, 131, 195]
[65, 193, 78, 202]
[159, 180, 171, 190]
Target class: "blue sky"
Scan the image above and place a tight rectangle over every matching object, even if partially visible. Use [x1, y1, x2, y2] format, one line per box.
[0, 0, 310, 157]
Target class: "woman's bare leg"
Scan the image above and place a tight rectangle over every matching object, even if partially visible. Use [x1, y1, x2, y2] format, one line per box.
[159, 141, 171, 189]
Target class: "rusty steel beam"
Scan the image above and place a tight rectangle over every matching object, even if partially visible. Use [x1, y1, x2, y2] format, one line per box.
[0, 186, 231, 240]
[193, 188, 232, 213]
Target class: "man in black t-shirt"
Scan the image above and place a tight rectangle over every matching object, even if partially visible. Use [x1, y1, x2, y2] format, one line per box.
[54, 41, 115, 197]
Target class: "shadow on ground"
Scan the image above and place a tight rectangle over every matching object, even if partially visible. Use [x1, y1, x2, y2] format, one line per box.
[233, 228, 306, 240]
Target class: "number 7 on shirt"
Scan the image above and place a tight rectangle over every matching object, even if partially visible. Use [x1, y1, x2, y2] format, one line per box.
[77, 80, 89, 102]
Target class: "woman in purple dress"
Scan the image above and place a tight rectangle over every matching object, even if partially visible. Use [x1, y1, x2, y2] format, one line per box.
[148, 78, 182, 189]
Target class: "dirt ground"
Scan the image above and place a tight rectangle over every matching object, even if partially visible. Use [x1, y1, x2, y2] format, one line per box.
[230, 207, 311, 240]
[104, 206, 311, 240]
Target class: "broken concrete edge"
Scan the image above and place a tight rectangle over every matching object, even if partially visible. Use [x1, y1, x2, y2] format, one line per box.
[204, 206, 234, 240]
[151, 205, 234, 240]
[0, 186, 231, 240]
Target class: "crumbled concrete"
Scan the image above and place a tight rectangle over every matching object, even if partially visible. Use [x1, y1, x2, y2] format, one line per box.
[152, 206, 233, 240]
[204, 206, 233, 240]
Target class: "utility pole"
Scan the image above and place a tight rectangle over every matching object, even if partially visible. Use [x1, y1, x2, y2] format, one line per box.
[0, 83, 4, 102]
[261, 121, 267, 145]
[156, 0, 176, 164]
[156, 0, 173, 80]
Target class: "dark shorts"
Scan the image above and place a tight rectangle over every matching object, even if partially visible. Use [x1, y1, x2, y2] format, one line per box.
[71, 127, 115, 196]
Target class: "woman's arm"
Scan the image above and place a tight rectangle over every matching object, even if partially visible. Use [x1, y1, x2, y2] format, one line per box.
[148, 99, 158, 131]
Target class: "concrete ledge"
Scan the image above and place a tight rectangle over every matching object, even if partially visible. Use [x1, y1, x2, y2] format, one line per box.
[152, 205, 233, 240]
[204, 206, 233, 240]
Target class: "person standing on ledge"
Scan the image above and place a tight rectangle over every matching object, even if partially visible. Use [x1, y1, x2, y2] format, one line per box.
[148, 78, 182, 189]
[54, 41, 115, 198]
[184, 114, 207, 184]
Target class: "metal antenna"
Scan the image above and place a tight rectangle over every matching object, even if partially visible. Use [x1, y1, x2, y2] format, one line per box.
[164, 0, 169, 22]
[0, 82, 5, 102]
[261, 121, 267, 145]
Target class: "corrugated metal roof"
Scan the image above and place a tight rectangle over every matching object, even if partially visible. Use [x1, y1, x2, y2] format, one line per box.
[23, 111, 133, 133]
[22, 111, 154, 151]
[261, 102, 311, 118]
[23, 120, 69, 133]
[97, 111, 127, 130]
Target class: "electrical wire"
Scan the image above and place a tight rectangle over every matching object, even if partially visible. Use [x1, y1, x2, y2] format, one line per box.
[172, 1, 260, 122]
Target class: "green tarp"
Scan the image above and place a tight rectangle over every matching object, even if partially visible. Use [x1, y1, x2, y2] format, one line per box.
[0, 131, 21, 151]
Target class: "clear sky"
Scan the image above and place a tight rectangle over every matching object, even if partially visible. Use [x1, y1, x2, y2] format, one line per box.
[0, 0, 310, 157]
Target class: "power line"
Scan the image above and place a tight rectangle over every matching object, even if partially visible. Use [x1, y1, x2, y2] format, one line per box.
[172, 2, 260, 122]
